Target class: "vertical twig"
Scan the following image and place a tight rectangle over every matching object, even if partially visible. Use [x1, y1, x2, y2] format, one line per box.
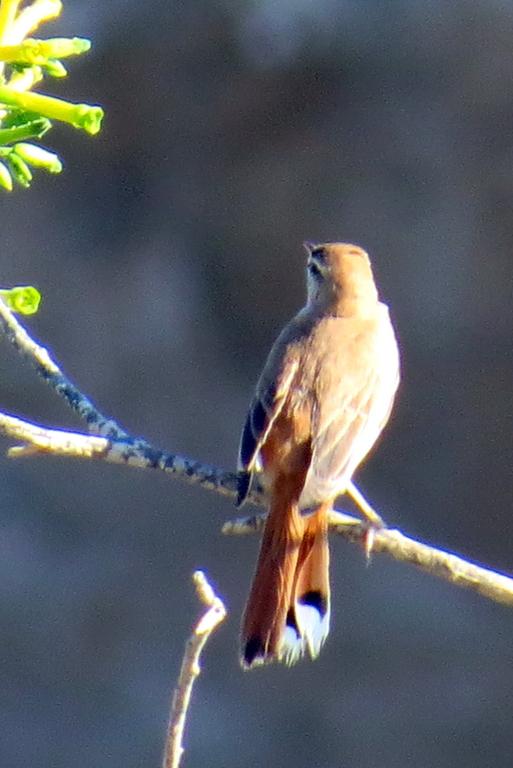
[163, 571, 227, 768]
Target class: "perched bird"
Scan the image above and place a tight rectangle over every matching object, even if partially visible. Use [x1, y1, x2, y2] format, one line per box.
[237, 242, 400, 668]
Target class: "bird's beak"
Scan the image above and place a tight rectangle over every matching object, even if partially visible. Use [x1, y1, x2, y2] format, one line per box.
[303, 240, 317, 254]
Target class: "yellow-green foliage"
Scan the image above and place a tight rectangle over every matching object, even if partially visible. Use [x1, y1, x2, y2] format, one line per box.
[0, 0, 103, 190]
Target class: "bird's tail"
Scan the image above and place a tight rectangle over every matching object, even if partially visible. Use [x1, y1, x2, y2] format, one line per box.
[241, 496, 330, 668]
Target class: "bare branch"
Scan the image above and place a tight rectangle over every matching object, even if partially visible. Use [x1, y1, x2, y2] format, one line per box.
[0, 410, 241, 499]
[0, 296, 124, 438]
[1, 298, 513, 613]
[163, 571, 226, 768]
[224, 510, 513, 608]
[0, 412, 110, 458]
[0, 296, 243, 498]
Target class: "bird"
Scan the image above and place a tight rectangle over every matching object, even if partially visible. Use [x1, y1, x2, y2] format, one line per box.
[237, 241, 400, 668]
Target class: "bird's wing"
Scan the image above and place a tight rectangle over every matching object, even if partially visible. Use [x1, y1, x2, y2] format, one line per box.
[236, 350, 299, 506]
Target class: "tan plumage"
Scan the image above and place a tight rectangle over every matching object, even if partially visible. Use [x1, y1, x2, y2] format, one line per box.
[238, 242, 400, 667]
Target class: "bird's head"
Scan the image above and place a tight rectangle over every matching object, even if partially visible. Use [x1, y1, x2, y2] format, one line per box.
[303, 241, 378, 313]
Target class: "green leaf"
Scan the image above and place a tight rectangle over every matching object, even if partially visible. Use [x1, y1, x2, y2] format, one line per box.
[0, 117, 51, 145]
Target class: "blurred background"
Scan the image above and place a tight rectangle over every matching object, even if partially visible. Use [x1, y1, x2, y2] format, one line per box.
[1, 1, 513, 766]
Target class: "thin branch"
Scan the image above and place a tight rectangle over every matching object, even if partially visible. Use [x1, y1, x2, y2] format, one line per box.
[0, 296, 124, 437]
[223, 510, 513, 608]
[1, 299, 513, 611]
[0, 412, 110, 458]
[0, 411, 241, 500]
[163, 570, 226, 768]
[0, 296, 242, 498]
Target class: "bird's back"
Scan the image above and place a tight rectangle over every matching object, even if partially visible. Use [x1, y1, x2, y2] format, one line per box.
[259, 302, 399, 508]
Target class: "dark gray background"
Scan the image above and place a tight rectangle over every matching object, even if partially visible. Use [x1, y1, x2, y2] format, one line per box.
[1, 1, 513, 766]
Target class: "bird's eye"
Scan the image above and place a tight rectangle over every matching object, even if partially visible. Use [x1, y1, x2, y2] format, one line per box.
[308, 261, 323, 280]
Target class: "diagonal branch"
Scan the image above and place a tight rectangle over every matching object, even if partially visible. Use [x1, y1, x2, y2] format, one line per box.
[223, 510, 513, 608]
[0, 411, 241, 500]
[0, 295, 123, 437]
[1, 298, 513, 610]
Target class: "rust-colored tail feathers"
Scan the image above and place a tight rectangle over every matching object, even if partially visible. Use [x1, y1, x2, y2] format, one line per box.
[241, 498, 331, 668]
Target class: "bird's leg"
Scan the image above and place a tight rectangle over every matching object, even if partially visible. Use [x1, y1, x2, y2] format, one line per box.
[346, 481, 386, 558]
[346, 481, 385, 528]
